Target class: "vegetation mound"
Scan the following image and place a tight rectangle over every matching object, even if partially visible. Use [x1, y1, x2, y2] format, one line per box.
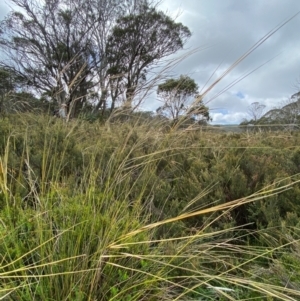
[0, 113, 300, 300]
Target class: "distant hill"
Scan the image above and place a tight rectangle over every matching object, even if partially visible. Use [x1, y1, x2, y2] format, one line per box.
[241, 92, 300, 128]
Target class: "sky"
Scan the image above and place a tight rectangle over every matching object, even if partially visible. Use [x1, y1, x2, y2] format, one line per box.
[154, 0, 300, 124]
[0, 1, 300, 124]
[0, 1, 10, 20]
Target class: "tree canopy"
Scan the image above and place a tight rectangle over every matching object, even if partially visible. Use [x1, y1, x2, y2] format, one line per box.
[0, 0, 192, 119]
[157, 75, 210, 123]
[247, 102, 266, 122]
[106, 4, 191, 108]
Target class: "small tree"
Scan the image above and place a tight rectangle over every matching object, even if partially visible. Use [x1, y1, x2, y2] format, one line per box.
[156, 75, 210, 123]
[247, 102, 266, 122]
[186, 94, 211, 124]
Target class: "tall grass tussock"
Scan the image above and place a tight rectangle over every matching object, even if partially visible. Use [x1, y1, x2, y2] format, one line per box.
[0, 112, 300, 300]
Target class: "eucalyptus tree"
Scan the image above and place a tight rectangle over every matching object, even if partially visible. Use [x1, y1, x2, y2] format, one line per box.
[0, 0, 95, 117]
[247, 102, 266, 122]
[156, 75, 210, 123]
[0, 0, 141, 116]
[85, 0, 150, 113]
[105, 3, 191, 110]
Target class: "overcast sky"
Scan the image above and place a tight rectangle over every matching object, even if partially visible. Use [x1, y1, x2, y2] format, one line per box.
[155, 0, 300, 124]
[1, 1, 300, 124]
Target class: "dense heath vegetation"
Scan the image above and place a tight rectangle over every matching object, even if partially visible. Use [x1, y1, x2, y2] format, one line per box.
[1, 0, 300, 299]
[0, 112, 300, 300]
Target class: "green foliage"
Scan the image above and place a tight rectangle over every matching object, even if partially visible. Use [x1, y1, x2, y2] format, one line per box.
[157, 75, 210, 122]
[0, 67, 38, 115]
[1, 114, 300, 299]
[158, 75, 198, 96]
[106, 5, 191, 106]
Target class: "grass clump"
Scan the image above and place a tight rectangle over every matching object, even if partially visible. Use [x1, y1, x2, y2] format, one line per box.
[0, 113, 300, 300]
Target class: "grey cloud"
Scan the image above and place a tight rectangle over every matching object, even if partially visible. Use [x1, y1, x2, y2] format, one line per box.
[158, 0, 300, 123]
